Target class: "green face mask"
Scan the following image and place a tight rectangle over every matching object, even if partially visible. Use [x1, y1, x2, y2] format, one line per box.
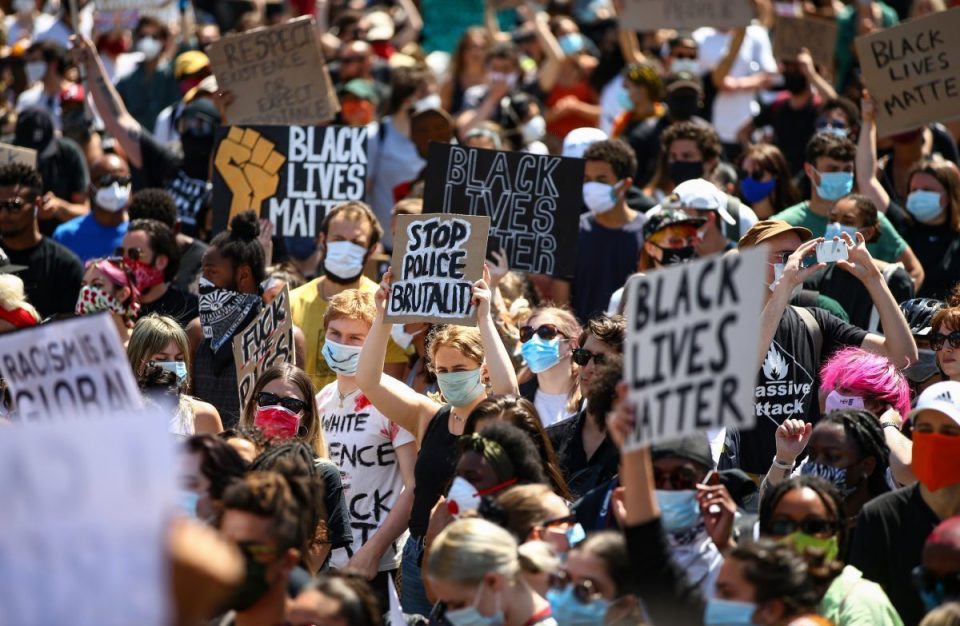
[783, 532, 840, 563]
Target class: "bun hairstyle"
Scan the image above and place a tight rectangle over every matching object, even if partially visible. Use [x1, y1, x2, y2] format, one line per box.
[210, 210, 267, 285]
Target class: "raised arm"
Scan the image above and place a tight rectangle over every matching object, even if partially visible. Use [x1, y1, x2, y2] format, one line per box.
[710, 27, 747, 92]
[856, 90, 891, 213]
[528, 7, 564, 93]
[473, 267, 518, 395]
[393, 0, 423, 50]
[797, 48, 837, 100]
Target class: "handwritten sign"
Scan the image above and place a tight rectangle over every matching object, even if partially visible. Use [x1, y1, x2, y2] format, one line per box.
[620, 0, 754, 30]
[773, 16, 838, 71]
[212, 125, 368, 237]
[855, 8, 960, 136]
[424, 143, 583, 277]
[623, 247, 766, 449]
[208, 16, 339, 126]
[0, 413, 175, 626]
[0, 142, 37, 168]
[385, 214, 490, 325]
[0, 314, 143, 421]
[232, 287, 294, 410]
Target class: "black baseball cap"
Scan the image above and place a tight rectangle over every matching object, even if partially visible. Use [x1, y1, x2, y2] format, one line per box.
[14, 107, 56, 159]
[652, 432, 714, 470]
[643, 207, 705, 241]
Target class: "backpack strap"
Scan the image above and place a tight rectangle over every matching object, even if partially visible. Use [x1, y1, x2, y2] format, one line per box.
[723, 195, 741, 242]
[791, 305, 822, 366]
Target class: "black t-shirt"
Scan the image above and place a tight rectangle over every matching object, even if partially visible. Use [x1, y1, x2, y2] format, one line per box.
[37, 138, 90, 236]
[133, 133, 210, 235]
[752, 94, 820, 175]
[804, 263, 914, 331]
[738, 306, 867, 475]
[571, 213, 645, 323]
[849, 484, 940, 626]
[410, 405, 458, 538]
[886, 202, 960, 300]
[547, 411, 619, 500]
[5, 236, 83, 318]
[316, 457, 354, 549]
[621, 115, 711, 189]
[176, 237, 206, 294]
[140, 284, 199, 328]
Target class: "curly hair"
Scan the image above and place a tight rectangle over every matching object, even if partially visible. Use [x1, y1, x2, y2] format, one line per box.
[0, 163, 43, 199]
[579, 313, 626, 351]
[128, 188, 178, 227]
[583, 139, 639, 181]
[463, 420, 549, 486]
[728, 539, 822, 617]
[649, 121, 723, 192]
[185, 434, 248, 501]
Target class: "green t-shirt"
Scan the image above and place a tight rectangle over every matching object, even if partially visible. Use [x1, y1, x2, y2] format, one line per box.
[772, 201, 907, 262]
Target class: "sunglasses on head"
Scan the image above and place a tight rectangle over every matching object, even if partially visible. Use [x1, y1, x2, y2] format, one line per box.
[115, 246, 143, 262]
[549, 570, 601, 604]
[653, 467, 702, 491]
[767, 517, 837, 537]
[572, 347, 606, 366]
[257, 391, 307, 414]
[930, 331, 960, 352]
[520, 324, 565, 343]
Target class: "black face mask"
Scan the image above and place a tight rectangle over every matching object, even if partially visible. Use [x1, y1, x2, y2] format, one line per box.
[654, 244, 697, 266]
[782, 70, 809, 95]
[669, 160, 704, 185]
[228, 549, 273, 612]
[666, 92, 700, 121]
[180, 132, 215, 180]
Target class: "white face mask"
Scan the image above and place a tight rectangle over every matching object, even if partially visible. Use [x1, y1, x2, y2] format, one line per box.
[136, 36, 163, 61]
[521, 115, 546, 144]
[25, 60, 46, 84]
[95, 182, 132, 213]
[671, 58, 699, 75]
[446, 476, 481, 518]
[488, 71, 518, 89]
[390, 323, 420, 350]
[323, 240, 367, 280]
[582, 181, 619, 215]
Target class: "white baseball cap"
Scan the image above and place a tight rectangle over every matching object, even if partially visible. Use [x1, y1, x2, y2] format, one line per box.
[669, 178, 736, 225]
[563, 127, 608, 159]
[907, 380, 960, 426]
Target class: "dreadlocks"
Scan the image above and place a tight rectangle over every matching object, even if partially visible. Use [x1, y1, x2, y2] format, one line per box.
[821, 409, 891, 498]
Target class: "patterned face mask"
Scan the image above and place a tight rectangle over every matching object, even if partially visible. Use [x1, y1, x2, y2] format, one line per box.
[75, 284, 126, 317]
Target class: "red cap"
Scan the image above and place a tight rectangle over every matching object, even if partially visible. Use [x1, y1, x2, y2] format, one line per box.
[59, 84, 85, 105]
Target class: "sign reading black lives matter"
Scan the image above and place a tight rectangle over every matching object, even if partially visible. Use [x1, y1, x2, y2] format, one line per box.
[0, 314, 143, 420]
[212, 125, 368, 237]
[233, 286, 295, 410]
[385, 213, 490, 325]
[423, 143, 583, 277]
[623, 248, 767, 449]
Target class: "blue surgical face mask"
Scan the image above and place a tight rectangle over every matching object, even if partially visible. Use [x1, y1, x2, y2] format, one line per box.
[445, 582, 504, 626]
[800, 461, 856, 497]
[521, 334, 562, 374]
[547, 586, 611, 626]
[905, 190, 944, 223]
[322, 338, 362, 375]
[740, 176, 776, 204]
[154, 360, 188, 386]
[824, 221, 858, 241]
[655, 489, 700, 532]
[436, 368, 485, 407]
[704, 598, 758, 626]
[558, 32, 585, 56]
[617, 88, 634, 112]
[814, 170, 854, 201]
[177, 489, 199, 518]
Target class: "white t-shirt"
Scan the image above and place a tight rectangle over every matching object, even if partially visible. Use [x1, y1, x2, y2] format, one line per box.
[535, 389, 576, 428]
[317, 382, 416, 572]
[694, 24, 777, 143]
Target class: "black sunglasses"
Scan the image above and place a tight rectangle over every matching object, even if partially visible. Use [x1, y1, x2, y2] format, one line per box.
[767, 517, 837, 538]
[115, 246, 143, 262]
[520, 324, 566, 343]
[653, 467, 702, 491]
[0, 198, 28, 213]
[549, 570, 600, 604]
[930, 331, 960, 352]
[96, 175, 132, 187]
[572, 348, 606, 366]
[256, 391, 307, 414]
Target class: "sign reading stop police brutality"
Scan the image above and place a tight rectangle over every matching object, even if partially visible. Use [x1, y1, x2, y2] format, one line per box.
[233, 286, 295, 409]
[0, 314, 142, 420]
[385, 214, 490, 325]
[855, 8, 960, 136]
[623, 248, 767, 449]
[212, 125, 368, 237]
[423, 143, 583, 277]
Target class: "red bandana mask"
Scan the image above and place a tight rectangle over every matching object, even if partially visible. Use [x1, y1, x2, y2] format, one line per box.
[254, 405, 302, 440]
[128, 259, 165, 291]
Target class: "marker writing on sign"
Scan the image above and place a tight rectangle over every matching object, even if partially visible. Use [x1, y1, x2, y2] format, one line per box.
[868, 27, 958, 117]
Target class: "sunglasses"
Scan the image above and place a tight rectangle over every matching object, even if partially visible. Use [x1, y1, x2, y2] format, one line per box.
[930, 331, 960, 352]
[653, 467, 702, 491]
[816, 119, 847, 131]
[256, 391, 307, 414]
[549, 570, 601, 604]
[766, 517, 837, 537]
[115, 246, 143, 261]
[96, 175, 132, 187]
[674, 53, 697, 61]
[572, 348, 606, 366]
[520, 324, 566, 343]
[0, 198, 28, 213]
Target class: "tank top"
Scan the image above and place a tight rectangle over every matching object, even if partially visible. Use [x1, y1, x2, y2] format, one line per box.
[410, 404, 459, 538]
[192, 339, 241, 428]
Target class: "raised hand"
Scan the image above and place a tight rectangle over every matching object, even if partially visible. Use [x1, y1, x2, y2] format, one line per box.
[775, 418, 812, 464]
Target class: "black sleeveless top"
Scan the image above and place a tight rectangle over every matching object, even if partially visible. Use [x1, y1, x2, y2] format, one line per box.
[410, 404, 459, 538]
[193, 339, 241, 428]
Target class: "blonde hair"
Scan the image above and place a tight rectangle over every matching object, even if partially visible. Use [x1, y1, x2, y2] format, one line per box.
[524, 306, 582, 412]
[495, 484, 564, 541]
[427, 324, 484, 371]
[127, 314, 191, 389]
[240, 363, 328, 459]
[323, 289, 376, 330]
[428, 518, 520, 585]
[0, 274, 39, 322]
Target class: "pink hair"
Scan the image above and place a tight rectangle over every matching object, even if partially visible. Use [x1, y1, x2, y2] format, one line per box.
[820, 347, 912, 418]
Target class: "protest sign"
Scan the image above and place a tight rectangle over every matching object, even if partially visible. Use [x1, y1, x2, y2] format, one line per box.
[232, 286, 295, 409]
[385, 213, 490, 325]
[212, 124, 368, 237]
[773, 16, 838, 71]
[623, 247, 767, 449]
[855, 8, 960, 136]
[620, 0, 753, 31]
[0, 142, 37, 168]
[423, 143, 583, 277]
[0, 314, 143, 421]
[0, 414, 175, 626]
[207, 16, 339, 126]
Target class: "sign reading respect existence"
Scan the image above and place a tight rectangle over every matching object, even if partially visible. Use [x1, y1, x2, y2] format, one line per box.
[855, 8, 960, 136]
[208, 16, 339, 126]
[620, 0, 753, 30]
[0, 415, 175, 626]
[0, 314, 142, 420]
[423, 143, 583, 277]
[212, 125, 368, 237]
[385, 214, 490, 325]
[623, 247, 767, 449]
[233, 286, 295, 410]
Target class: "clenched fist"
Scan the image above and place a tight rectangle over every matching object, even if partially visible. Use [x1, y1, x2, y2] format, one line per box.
[214, 127, 286, 221]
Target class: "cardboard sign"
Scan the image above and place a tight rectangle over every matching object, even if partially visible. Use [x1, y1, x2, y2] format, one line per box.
[95, 0, 169, 10]
[0, 314, 143, 421]
[620, 0, 754, 30]
[212, 125, 368, 237]
[232, 286, 295, 410]
[0, 142, 37, 168]
[385, 214, 490, 325]
[0, 414, 175, 625]
[208, 16, 339, 126]
[424, 143, 583, 277]
[623, 247, 767, 449]
[855, 8, 960, 136]
[773, 16, 838, 71]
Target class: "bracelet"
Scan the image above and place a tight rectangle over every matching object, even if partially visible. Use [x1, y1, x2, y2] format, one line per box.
[881, 422, 901, 430]
[772, 456, 794, 471]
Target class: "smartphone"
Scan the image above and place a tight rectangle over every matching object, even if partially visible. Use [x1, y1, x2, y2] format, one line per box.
[816, 239, 849, 264]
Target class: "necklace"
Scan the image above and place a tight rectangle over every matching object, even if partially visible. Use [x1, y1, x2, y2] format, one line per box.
[337, 385, 359, 408]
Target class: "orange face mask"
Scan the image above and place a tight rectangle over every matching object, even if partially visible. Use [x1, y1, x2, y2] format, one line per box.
[341, 100, 375, 126]
[912, 431, 960, 492]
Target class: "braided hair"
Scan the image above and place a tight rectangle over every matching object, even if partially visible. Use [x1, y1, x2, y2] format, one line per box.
[820, 409, 891, 498]
[210, 210, 266, 285]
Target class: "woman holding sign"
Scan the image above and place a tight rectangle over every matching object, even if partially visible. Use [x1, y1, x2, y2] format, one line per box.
[356, 268, 518, 616]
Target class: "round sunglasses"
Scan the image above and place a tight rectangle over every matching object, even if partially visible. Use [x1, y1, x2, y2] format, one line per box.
[572, 348, 606, 367]
[256, 391, 307, 414]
